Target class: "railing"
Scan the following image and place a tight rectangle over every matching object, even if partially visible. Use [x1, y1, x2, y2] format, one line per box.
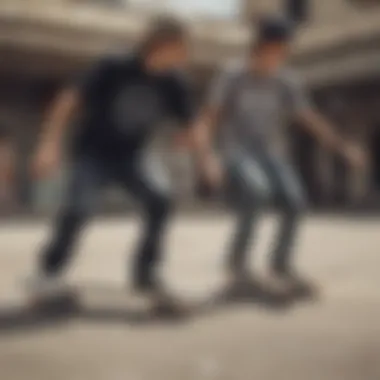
[2, 0, 380, 60]
[0, 0, 149, 37]
[0, 0, 248, 50]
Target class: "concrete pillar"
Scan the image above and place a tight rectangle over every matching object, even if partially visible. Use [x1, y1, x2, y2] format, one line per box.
[244, 0, 282, 16]
[311, 0, 358, 25]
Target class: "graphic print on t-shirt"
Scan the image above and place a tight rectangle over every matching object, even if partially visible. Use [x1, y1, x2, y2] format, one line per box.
[239, 87, 281, 115]
[112, 84, 163, 134]
[234, 84, 282, 142]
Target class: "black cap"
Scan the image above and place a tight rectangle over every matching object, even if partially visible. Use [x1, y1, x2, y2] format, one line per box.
[257, 16, 294, 43]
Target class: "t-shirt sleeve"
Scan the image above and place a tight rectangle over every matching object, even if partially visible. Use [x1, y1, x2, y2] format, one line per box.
[75, 56, 116, 100]
[284, 72, 313, 116]
[0, 124, 9, 141]
[167, 74, 195, 128]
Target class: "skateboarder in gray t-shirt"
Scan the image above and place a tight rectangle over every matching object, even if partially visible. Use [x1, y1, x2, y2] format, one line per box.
[192, 16, 365, 296]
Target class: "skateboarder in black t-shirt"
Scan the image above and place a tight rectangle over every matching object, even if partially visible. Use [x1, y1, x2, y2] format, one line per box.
[30, 18, 194, 311]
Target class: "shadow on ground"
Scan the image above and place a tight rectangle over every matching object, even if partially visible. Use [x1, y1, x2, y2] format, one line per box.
[0, 281, 315, 336]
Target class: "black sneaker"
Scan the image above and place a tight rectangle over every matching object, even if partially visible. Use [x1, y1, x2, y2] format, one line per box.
[132, 275, 161, 295]
[258, 271, 294, 298]
[222, 269, 293, 307]
[132, 275, 189, 319]
[223, 268, 262, 300]
[228, 268, 257, 286]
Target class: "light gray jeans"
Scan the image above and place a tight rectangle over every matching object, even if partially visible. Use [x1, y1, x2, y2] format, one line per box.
[226, 147, 307, 273]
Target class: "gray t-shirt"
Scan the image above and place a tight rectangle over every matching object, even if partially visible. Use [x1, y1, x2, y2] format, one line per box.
[209, 62, 312, 156]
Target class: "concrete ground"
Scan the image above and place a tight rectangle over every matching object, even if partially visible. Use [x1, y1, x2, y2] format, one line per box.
[0, 215, 380, 380]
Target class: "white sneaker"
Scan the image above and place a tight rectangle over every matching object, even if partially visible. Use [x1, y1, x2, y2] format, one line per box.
[24, 273, 69, 302]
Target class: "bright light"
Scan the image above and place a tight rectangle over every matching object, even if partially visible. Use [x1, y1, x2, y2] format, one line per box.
[128, 0, 242, 19]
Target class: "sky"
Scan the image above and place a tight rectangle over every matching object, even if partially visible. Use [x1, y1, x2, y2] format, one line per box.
[128, 0, 242, 19]
[168, 0, 241, 18]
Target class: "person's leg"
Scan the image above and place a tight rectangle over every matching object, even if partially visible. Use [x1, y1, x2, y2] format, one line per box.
[115, 154, 173, 292]
[263, 157, 317, 297]
[226, 149, 271, 277]
[263, 155, 307, 275]
[38, 156, 107, 279]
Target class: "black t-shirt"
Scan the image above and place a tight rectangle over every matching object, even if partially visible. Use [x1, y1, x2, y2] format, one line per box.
[73, 53, 194, 159]
[0, 125, 9, 141]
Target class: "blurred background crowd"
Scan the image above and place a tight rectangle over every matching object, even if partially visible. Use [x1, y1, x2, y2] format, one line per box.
[1, 0, 380, 216]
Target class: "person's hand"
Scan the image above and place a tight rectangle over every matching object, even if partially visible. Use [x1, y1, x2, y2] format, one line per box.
[173, 131, 191, 151]
[0, 153, 13, 184]
[341, 141, 367, 169]
[2, 161, 13, 184]
[200, 155, 224, 191]
[32, 140, 61, 179]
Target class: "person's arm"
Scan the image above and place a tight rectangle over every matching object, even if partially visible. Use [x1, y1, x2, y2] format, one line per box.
[40, 88, 80, 148]
[297, 109, 344, 152]
[168, 68, 230, 188]
[190, 66, 234, 166]
[168, 72, 219, 151]
[286, 73, 365, 166]
[167, 73, 195, 149]
[34, 57, 112, 177]
[40, 56, 112, 148]
[189, 66, 238, 189]
[190, 105, 220, 169]
[298, 109, 365, 167]
[0, 134, 13, 184]
[33, 88, 81, 178]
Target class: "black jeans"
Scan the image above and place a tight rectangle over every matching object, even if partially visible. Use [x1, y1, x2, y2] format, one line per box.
[226, 147, 307, 273]
[40, 152, 172, 284]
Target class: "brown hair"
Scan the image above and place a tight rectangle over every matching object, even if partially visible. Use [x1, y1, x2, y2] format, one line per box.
[138, 16, 188, 57]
